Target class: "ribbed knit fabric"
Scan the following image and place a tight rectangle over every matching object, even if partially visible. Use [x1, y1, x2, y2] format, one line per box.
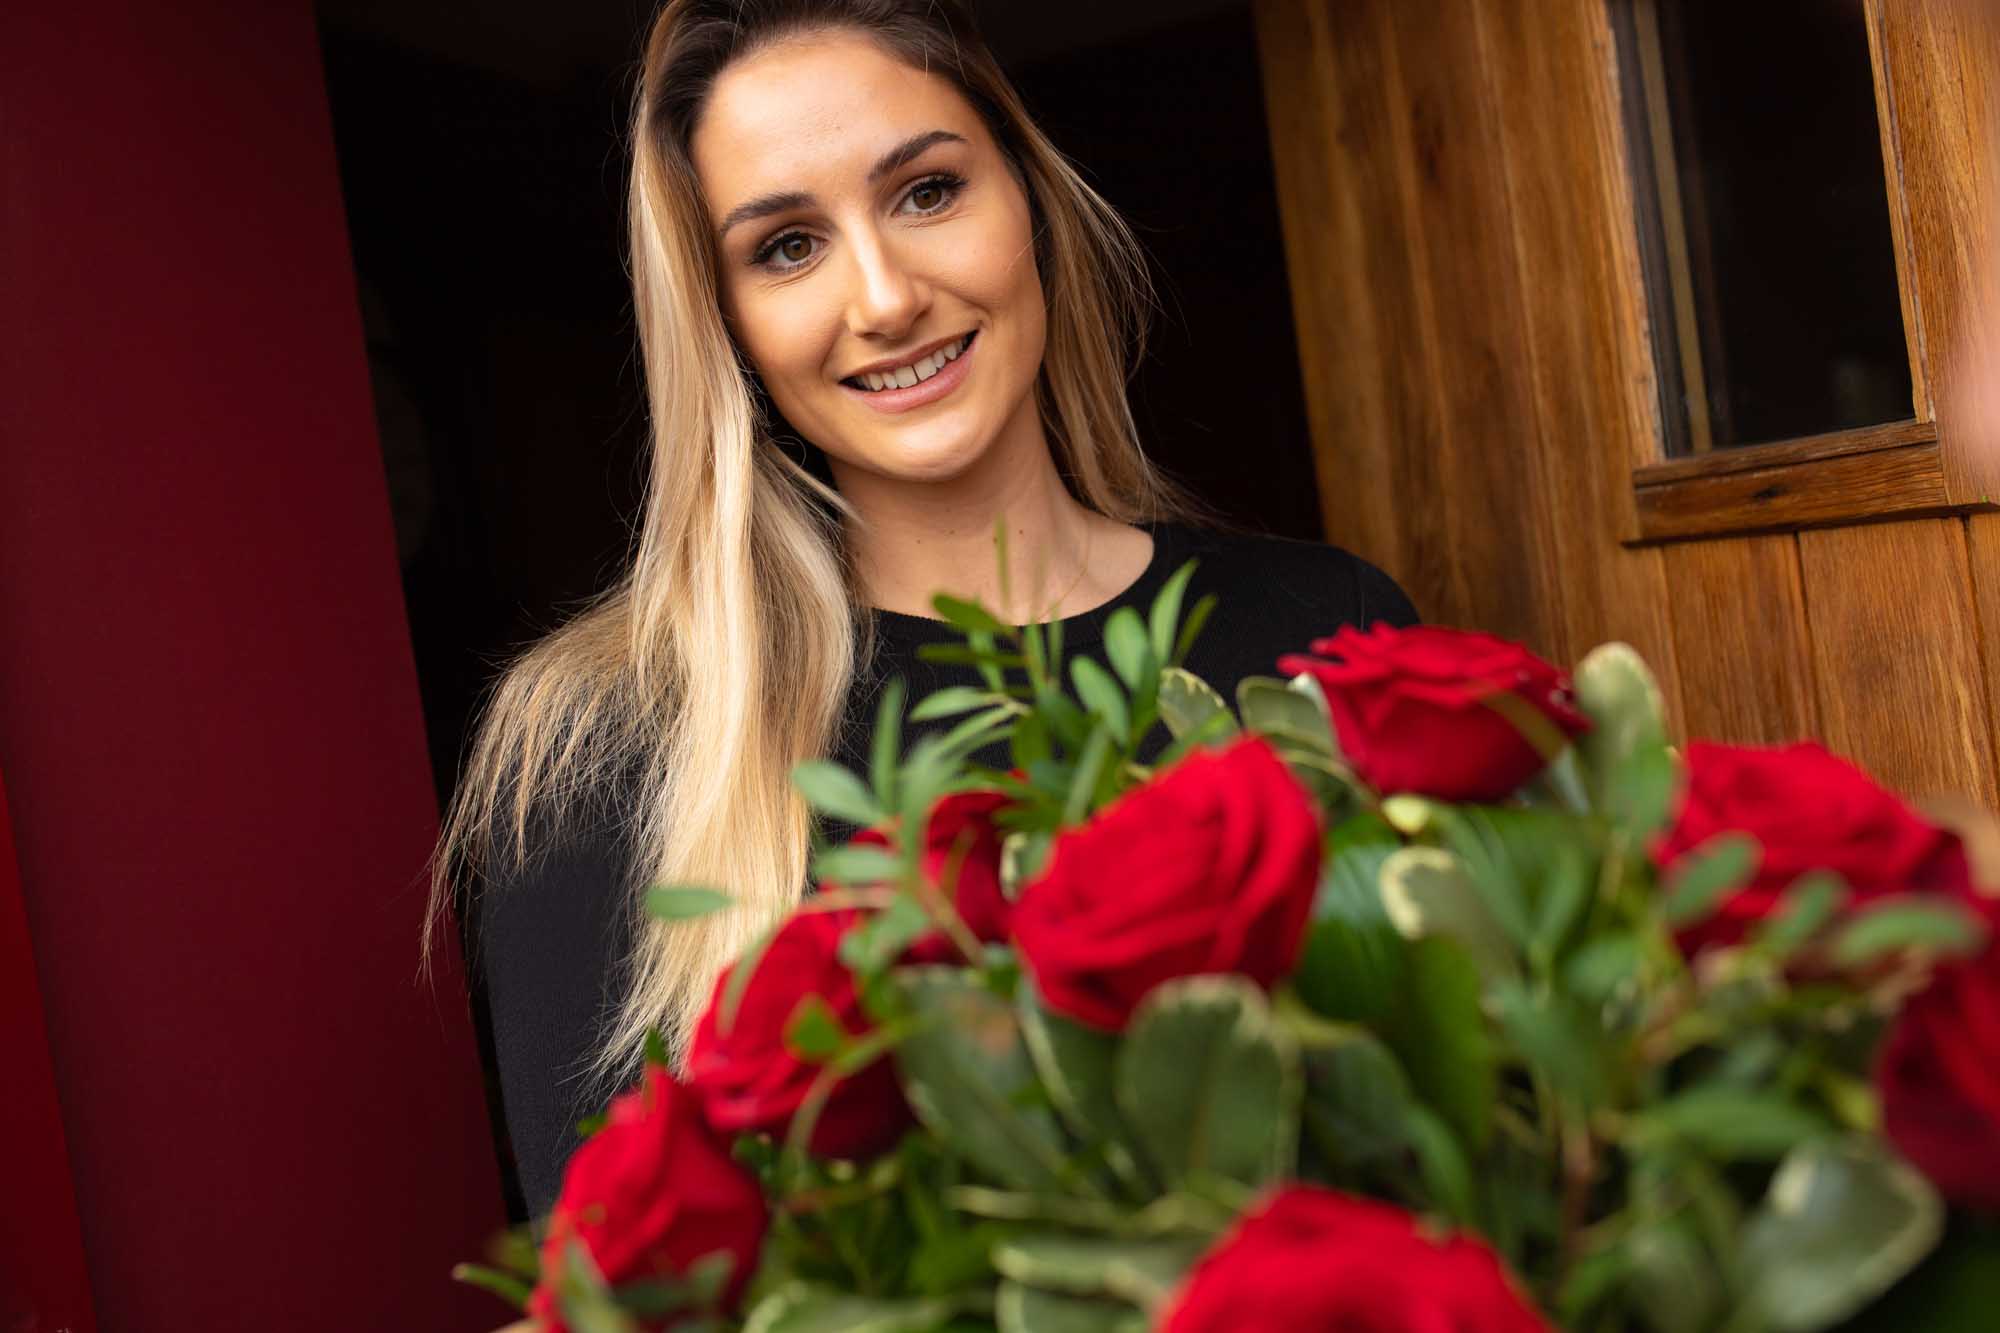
[474, 519, 1419, 1219]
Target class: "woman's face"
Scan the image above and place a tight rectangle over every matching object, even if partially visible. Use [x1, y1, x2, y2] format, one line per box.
[691, 31, 1047, 486]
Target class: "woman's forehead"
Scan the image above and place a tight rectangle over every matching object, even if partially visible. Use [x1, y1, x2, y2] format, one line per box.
[693, 33, 982, 200]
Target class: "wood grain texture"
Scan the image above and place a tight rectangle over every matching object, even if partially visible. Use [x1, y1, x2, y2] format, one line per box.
[1870, 0, 2000, 502]
[1634, 442, 1950, 541]
[1634, 418, 1937, 486]
[1662, 536, 1818, 745]
[1965, 513, 2000, 771]
[1799, 518, 1997, 804]
[1471, 0, 1682, 707]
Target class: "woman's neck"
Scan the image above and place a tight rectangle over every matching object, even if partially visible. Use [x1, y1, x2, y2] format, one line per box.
[835, 438, 1147, 625]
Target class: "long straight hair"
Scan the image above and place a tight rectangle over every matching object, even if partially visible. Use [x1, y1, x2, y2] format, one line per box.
[429, 0, 1219, 1090]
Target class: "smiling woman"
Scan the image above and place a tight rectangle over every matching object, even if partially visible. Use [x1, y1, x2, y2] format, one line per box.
[431, 0, 1416, 1223]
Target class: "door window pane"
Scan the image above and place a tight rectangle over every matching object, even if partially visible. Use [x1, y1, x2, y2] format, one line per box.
[1614, 0, 1915, 453]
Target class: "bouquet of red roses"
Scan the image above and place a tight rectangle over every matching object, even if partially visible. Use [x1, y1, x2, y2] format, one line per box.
[458, 550, 2000, 1332]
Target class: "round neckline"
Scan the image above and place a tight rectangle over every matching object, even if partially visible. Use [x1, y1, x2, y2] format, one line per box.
[863, 520, 1186, 650]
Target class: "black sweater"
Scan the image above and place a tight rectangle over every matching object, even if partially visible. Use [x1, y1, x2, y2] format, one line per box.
[474, 519, 1419, 1219]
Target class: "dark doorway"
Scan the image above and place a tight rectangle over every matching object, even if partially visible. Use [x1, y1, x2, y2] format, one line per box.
[317, 0, 1315, 1221]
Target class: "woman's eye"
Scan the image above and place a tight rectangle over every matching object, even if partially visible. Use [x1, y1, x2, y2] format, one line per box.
[751, 174, 964, 273]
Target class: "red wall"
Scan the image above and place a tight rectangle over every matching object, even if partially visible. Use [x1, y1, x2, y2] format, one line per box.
[0, 2, 507, 1327]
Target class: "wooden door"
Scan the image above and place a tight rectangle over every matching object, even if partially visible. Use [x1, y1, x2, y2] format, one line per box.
[1255, 0, 2000, 805]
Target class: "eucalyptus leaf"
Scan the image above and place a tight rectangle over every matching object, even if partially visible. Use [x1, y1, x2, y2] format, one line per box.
[1624, 1221, 1721, 1333]
[1156, 667, 1238, 744]
[1378, 846, 1518, 984]
[1295, 816, 1405, 1022]
[992, 1233, 1204, 1307]
[1237, 676, 1334, 756]
[1115, 976, 1300, 1192]
[1300, 1027, 1413, 1168]
[1629, 1086, 1831, 1162]
[996, 1284, 1148, 1333]
[1018, 982, 1146, 1191]
[1573, 643, 1677, 835]
[1739, 1138, 1944, 1332]
[892, 967, 1075, 1193]
[1380, 936, 1496, 1151]
[742, 1284, 962, 1333]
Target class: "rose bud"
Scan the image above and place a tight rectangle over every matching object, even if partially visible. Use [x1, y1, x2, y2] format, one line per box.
[1278, 623, 1589, 803]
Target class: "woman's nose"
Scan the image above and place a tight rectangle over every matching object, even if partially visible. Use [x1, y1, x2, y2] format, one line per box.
[842, 229, 930, 338]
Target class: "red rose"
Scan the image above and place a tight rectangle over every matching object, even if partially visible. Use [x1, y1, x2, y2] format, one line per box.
[686, 908, 911, 1159]
[1277, 624, 1589, 803]
[848, 789, 1014, 963]
[1160, 1185, 1551, 1332]
[1878, 941, 2000, 1211]
[1652, 742, 1976, 956]
[1011, 734, 1321, 1031]
[528, 1066, 765, 1328]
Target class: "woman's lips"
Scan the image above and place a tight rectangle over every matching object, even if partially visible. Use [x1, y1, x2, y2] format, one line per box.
[839, 331, 977, 415]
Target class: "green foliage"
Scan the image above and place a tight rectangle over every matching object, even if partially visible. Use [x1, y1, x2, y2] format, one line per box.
[1114, 977, 1301, 1194]
[464, 556, 1990, 1333]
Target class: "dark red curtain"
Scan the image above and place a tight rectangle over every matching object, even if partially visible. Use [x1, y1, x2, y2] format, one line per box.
[0, 2, 507, 1326]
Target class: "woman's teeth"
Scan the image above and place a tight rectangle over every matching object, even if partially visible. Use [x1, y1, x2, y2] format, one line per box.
[848, 333, 971, 392]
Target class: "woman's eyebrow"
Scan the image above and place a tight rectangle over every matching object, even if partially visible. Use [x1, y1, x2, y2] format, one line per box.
[715, 128, 970, 238]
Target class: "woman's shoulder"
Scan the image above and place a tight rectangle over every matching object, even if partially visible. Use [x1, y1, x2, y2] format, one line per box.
[1154, 519, 1420, 632]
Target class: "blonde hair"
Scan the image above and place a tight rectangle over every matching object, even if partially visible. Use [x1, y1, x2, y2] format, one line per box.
[428, 0, 1219, 1089]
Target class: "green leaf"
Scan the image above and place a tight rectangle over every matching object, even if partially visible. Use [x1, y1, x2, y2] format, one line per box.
[1147, 559, 1199, 667]
[1378, 847, 1518, 984]
[793, 759, 887, 828]
[643, 1027, 669, 1069]
[1018, 982, 1144, 1190]
[784, 992, 849, 1064]
[1380, 937, 1496, 1150]
[1403, 1102, 1477, 1225]
[1630, 1086, 1831, 1162]
[1829, 896, 1989, 967]
[967, 627, 1006, 693]
[643, 885, 734, 922]
[1069, 656, 1131, 747]
[812, 843, 905, 888]
[1659, 833, 1761, 928]
[1623, 1221, 1722, 1333]
[1493, 979, 1611, 1109]
[871, 677, 907, 810]
[1172, 593, 1219, 667]
[1064, 725, 1115, 825]
[1011, 710, 1052, 770]
[556, 1238, 640, 1333]
[1236, 676, 1333, 755]
[996, 1284, 1148, 1333]
[1104, 607, 1155, 694]
[451, 1262, 533, 1309]
[1000, 830, 1052, 900]
[1565, 933, 1643, 1005]
[1749, 873, 1850, 960]
[1114, 976, 1300, 1192]
[932, 593, 1010, 636]
[743, 1284, 963, 1333]
[1295, 817, 1405, 1023]
[910, 685, 1004, 723]
[1299, 1027, 1413, 1169]
[892, 967, 1075, 1193]
[993, 1233, 1204, 1306]
[838, 895, 932, 973]
[1573, 643, 1678, 836]
[1739, 1138, 1944, 1332]
[1155, 667, 1238, 744]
